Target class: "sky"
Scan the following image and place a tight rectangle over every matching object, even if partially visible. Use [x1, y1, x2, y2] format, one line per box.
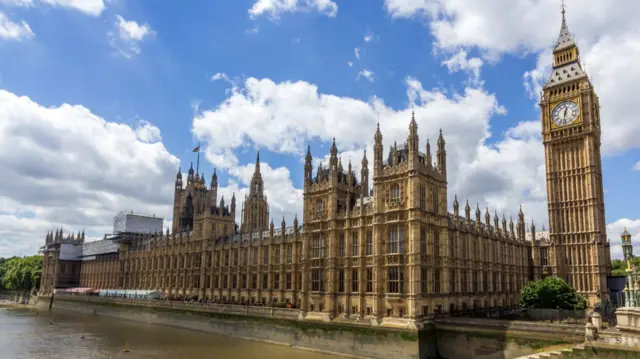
[0, 0, 638, 259]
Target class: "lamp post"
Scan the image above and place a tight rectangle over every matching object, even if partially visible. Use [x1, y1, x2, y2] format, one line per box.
[621, 228, 636, 307]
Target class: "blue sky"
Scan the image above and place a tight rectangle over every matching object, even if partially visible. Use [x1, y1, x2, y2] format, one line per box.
[0, 0, 638, 258]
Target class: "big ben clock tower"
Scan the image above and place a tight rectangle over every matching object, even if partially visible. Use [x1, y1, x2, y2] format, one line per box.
[540, 5, 611, 306]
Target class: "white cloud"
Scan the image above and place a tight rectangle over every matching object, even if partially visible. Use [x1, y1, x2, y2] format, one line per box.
[0, 89, 180, 257]
[634, 161, 640, 171]
[249, 0, 337, 19]
[0, 12, 34, 40]
[0, 0, 34, 6]
[40, 0, 106, 16]
[192, 75, 552, 232]
[347, 61, 353, 67]
[364, 33, 373, 42]
[135, 120, 162, 143]
[354, 47, 360, 59]
[383, 0, 640, 255]
[607, 219, 640, 260]
[1, 0, 107, 16]
[384, 0, 640, 156]
[109, 15, 155, 58]
[442, 49, 483, 85]
[357, 69, 375, 82]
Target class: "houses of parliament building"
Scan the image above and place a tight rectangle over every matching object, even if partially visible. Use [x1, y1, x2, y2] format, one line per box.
[39, 9, 611, 326]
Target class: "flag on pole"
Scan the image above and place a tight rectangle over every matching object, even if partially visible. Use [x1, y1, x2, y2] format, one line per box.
[192, 145, 200, 152]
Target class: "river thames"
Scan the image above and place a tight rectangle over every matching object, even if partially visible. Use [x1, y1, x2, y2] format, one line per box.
[0, 307, 342, 359]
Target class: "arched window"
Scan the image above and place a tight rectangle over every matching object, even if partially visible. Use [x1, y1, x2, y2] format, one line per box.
[316, 199, 324, 215]
[391, 184, 400, 202]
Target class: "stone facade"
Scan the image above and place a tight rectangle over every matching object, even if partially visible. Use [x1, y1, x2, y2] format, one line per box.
[39, 9, 613, 323]
[532, 8, 612, 306]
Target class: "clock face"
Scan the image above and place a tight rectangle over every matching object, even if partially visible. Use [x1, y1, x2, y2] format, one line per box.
[551, 101, 579, 126]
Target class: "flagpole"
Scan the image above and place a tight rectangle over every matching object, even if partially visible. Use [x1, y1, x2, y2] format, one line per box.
[195, 142, 201, 177]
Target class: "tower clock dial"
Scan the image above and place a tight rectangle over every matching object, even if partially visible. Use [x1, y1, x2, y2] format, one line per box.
[551, 101, 579, 126]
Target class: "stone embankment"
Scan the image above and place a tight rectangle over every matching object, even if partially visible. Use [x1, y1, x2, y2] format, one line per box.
[35, 294, 595, 359]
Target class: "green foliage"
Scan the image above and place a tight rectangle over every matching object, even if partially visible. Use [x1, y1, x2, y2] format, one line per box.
[0, 255, 43, 291]
[519, 276, 587, 311]
[611, 257, 640, 276]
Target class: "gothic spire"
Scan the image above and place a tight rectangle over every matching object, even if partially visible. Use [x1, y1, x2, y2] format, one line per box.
[255, 151, 261, 174]
[554, 2, 576, 52]
[305, 144, 312, 163]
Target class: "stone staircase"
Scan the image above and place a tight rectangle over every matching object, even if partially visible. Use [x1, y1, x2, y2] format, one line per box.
[515, 345, 587, 358]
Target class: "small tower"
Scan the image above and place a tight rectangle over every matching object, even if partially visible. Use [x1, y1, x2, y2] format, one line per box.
[304, 145, 313, 185]
[329, 138, 338, 172]
[516, 206, 524, 243]
[464, 200, 471, 221]
[622, 228, 634, 272]
[426, 139, 432, 168]
[453, 195, 459, 217]
[210, 168, 218, 206]
[408, 111, 419, 167]
[361, 149, 369, 196]
[436, 129, 447, 177]
[373, 123, 383, 177]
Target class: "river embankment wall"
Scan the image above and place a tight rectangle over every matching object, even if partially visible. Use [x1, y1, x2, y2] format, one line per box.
[34, 295, 586, 359]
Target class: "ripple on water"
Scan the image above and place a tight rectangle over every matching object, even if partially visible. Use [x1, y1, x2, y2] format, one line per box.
[0, 308, 342, 359]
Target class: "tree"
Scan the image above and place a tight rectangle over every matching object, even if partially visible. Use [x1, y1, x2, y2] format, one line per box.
[519, 276, 587, 311]
[0, 255, 43, 291]
[611, 257, 640, 277]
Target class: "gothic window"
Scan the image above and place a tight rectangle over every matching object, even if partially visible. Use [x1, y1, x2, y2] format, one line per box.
[243, 248, 248, 265]
[274, 273, 280, 289]
[540, 248, 549, 266]
[450, 270, 456, 293]
[242, 274, 247, 289]
[263, 247, 269, 265]
[214, 275, 219, 289]
[387, 267, 403, 294]
[233, 249, 239, 266]
[316, 199, 324, 216]
[339, 235, 345, 257]
[352, 270, 359, 292]
[482, 271, 487, 292]
[275, 247, 281, 265]
[419, 185, 426, 210]
[254, 182, 259, 193]
[433, 188, 439, 214]
[285, 273, 292, 290]
[366, 269, 373, 293]
[311, 269, 324, 292]
[352, 232, 359, 257]
[387, 226, 404, 254]
[420, 227, 427, 254]
[433, 229, 440, 257]
[253, 247, 258, 265]
[252, 274, 257, 289]
[286, 245, 292, 264]
[338, 270, 345, 292]
[262, 274, 268, 289]
[391, 184, 400, 202]
[232, 274, 238, 289]
[311, 236, 325, 258]
[449, 236, 455, 258]
[434, 269, 441, 294]
[421, 268, 428, 294]
[366, 231, 373, 256]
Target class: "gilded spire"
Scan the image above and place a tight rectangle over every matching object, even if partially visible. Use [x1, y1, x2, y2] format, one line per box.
[555, 1, 576, 52]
